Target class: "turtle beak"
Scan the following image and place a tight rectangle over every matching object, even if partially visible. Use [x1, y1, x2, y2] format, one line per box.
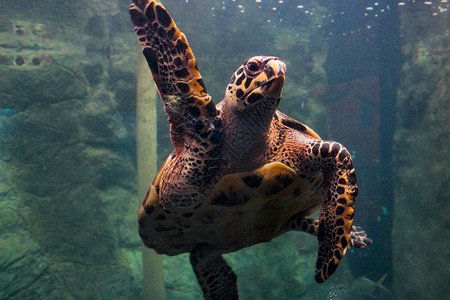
[264, 76, 285, 98]
[262, 58, 286, 98]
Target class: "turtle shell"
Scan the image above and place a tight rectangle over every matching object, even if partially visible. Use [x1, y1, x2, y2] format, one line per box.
[139, 160, 323, 256]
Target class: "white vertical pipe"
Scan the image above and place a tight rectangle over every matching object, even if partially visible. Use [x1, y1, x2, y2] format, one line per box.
[137, 52, 166, 300]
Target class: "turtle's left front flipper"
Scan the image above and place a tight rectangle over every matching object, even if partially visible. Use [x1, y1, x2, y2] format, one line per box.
[307, 141, 359, 283]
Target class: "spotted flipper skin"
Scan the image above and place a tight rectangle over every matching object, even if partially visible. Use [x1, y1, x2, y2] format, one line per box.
[129, 0, 215, 113]
[130, 0, 223, 210]
[306, 141, 358, 283]
[130, 0, 217, 153]
[349, 226, 372, 248]
[284, 218, 372, 249]
[190, 245, 238, 300]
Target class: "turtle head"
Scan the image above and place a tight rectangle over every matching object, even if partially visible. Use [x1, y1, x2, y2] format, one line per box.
[225, 56, 286, 109]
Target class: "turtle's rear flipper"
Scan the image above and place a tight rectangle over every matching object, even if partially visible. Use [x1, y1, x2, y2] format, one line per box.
[286, 218, 372, 249]
[190, 245, 238, 300]
[349, 226, 372, 248]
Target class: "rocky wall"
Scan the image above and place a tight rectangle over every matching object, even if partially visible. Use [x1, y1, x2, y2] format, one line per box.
[393, 3, 449, 299]
[0, 1, 143, 298]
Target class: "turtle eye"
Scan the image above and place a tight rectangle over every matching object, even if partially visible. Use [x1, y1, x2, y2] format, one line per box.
[246, 61, 261, 73]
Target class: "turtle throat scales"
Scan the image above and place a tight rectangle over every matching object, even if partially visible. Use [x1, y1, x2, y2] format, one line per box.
[221, 56, 286, 171]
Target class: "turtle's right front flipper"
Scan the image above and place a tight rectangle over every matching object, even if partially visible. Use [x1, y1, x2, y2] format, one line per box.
[130, 1, 219, 154]
[129, 0, 216, 117]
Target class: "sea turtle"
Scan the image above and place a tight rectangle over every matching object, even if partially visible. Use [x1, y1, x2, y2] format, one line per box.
[129, 1, 372, 299]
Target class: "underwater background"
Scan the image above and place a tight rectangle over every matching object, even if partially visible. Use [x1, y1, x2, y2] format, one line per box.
[0, 0, 448, 299]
